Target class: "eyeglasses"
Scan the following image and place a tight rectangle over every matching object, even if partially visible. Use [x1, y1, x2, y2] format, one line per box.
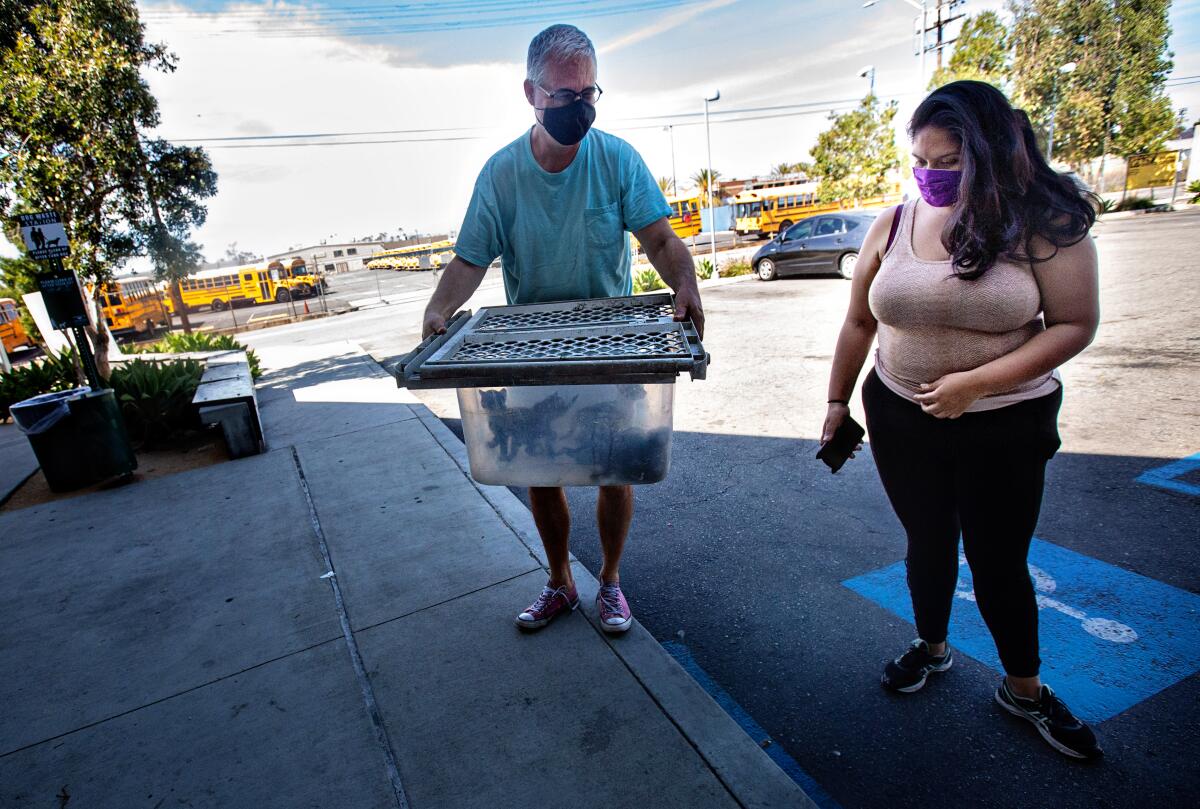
[536, 84, 603, 108]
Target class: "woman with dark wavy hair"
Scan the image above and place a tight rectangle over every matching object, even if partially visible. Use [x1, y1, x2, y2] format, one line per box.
[822, 80, 1102, 760]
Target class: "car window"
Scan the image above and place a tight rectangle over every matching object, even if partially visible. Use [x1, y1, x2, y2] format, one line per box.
[786, 220, 813, 240]
[816, 218, 846, 236]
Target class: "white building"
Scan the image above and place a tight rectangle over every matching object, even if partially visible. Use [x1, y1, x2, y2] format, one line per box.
[266, 241, 387, 274]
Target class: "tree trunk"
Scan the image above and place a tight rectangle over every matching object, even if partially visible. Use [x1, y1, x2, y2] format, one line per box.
[170, 279, 192, 333]
[87, 287, 111, 380]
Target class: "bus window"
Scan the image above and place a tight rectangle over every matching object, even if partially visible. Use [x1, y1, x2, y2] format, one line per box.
[244, 273, 253, 281]
[107, 293, 121, 306]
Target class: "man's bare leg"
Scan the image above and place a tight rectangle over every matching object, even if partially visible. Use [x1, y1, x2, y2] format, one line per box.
[529, 486, 573, 588]
[597, 485, 633, 585]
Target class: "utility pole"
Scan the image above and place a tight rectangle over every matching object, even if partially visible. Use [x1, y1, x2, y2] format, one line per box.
[664, 125, 678, 197]
[928, 0, 965, 71]
[703, 90, 720, 278]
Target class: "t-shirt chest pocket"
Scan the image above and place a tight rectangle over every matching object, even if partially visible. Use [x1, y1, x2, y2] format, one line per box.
[584, 202, 621, 248]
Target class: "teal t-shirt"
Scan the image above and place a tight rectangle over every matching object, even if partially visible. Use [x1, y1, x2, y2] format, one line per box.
[454, 127, 671, 304]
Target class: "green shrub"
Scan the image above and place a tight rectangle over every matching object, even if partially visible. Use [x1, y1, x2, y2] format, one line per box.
[107, 359, 204, 449]
[1188, 180, 1200, 205]
[694, 259, 715, 281]
[721, 259, 753, 277]
[633, 267, 666, 294]
[1097, 197, 1118, 214]
[138, 331, 261, 379]
[1115, 196, 1159, 212]
[0, 349, 79, 421]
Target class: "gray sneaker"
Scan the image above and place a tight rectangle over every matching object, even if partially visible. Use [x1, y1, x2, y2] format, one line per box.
[995, 680, 1102, 760]
[881, 639, 953, 693]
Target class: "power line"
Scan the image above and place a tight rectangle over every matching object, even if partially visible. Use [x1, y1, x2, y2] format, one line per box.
[140, 0, 647, 21]
[143, 0, 711, 38]
[193, 104, 866, 149]
[167, 96, 869, 144]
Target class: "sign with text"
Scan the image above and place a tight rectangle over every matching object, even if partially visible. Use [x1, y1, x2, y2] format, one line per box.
[18, 211, 71, 260]
[1125, 151, 1180, 190]
[36, 271, 89, 329]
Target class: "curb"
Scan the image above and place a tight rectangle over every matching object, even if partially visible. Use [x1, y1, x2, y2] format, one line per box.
[407, 402, 817, 809]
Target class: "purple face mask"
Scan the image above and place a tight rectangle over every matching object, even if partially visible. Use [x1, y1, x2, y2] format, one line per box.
[913, 167, 962, 207]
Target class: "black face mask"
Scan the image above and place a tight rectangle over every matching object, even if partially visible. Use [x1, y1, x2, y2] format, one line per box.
[538, 98, 596, 146]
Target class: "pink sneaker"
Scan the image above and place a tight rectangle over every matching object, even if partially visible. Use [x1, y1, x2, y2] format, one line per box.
[515, 583, 579, 630]
[596, 581, 633, 634]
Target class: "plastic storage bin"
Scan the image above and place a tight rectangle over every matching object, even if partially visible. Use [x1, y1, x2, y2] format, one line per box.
[458, 383, 674, 486]
[397, 294, 707, 487]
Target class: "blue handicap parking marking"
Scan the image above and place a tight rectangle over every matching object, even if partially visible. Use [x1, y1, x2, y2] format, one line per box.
[1135, 452, 1200, 497]
[844, 538, 1200, 723]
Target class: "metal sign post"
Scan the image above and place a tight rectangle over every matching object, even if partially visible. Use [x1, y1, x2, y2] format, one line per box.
[20, 211, 102, 389]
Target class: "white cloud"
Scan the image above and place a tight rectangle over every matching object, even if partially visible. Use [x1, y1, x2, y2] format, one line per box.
[597, 0, 739, 56]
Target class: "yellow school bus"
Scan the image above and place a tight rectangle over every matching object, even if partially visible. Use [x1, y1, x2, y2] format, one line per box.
[666, 194, 702, 239]
[94, 278, 171, 340]
[267, 258, 326, 300]
[1, 297, 33, 353]
[366, 240, 456, 271]
[735, 181, 904, 238]
[164, 261, 326, 313]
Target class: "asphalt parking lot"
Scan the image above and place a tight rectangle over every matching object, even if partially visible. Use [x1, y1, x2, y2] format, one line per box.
[243, 209, 1200, 809]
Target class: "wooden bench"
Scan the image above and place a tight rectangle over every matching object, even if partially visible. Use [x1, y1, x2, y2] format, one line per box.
[191, 351, 265, 458]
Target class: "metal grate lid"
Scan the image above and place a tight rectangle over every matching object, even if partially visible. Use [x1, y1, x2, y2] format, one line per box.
[474, 298, 675, 332]
[397, 293, 708, 389]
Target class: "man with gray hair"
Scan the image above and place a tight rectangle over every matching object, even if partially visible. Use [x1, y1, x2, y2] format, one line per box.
[423, 23, 704, 636]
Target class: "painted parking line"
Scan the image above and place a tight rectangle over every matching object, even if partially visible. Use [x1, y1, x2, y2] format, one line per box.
[1135, 452, 1200, 496]
[843, 539, 1200, 723]
[661, 641, 842, 809]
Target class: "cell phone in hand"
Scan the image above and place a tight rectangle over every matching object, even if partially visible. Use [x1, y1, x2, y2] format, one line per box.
[816, 415, 866, 474]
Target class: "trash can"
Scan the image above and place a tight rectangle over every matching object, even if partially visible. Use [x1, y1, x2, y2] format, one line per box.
[11, 387, 137, 492]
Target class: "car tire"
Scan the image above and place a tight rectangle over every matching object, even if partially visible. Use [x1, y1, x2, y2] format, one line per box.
[838, 252, 858, 280]
[275, 289, 292, 303]
[210, 298, 227, 311]
[756, 258, 778, 281]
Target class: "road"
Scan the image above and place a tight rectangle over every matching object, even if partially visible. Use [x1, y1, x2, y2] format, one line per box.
[242, 209, 1200, 809]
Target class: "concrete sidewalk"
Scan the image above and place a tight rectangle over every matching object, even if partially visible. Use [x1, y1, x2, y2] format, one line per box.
[0, 342, 812, 808]
[0, 422, 38, 505]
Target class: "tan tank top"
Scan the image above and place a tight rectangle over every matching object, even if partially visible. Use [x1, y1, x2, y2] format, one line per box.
[868, 201, 1059, 412]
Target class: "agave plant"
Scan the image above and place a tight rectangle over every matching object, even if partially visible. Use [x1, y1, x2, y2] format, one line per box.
[107, 359, 204, 448]
[138, 331, 261, 378]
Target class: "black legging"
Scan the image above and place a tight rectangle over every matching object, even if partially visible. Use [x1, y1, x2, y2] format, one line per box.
[862, 368, 1063, 678]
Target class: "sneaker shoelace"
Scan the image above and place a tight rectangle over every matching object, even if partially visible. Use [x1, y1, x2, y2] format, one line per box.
[598, 584, 625, 616]
[530, 586, 564, 615]
[899, 640, 937, 667]
[1038, 687, 1081, 727]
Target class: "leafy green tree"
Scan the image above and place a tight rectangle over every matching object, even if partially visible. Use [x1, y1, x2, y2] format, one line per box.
[147, 232, 203, 334]
[810, 95, 900, 205]
[1010, 0, 1175, 174]
[929, 11, 1009, 90]
[0, 0, 216, 369]
[769, 161, 813, 179]
[690, 168, 722, 206]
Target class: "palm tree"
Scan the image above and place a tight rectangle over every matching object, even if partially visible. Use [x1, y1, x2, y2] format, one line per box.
[690, 168, 722, 206]
[770, 162, 794, 179]
[657, 176, 672, 193]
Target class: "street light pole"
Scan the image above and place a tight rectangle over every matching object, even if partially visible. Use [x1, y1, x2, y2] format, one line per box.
[858, 65, 877, 97]
[704, 90, 720, 278]
[664, 125, 678, 197]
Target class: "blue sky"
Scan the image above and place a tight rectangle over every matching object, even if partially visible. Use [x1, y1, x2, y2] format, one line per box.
[9, 0, 1196, 262]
